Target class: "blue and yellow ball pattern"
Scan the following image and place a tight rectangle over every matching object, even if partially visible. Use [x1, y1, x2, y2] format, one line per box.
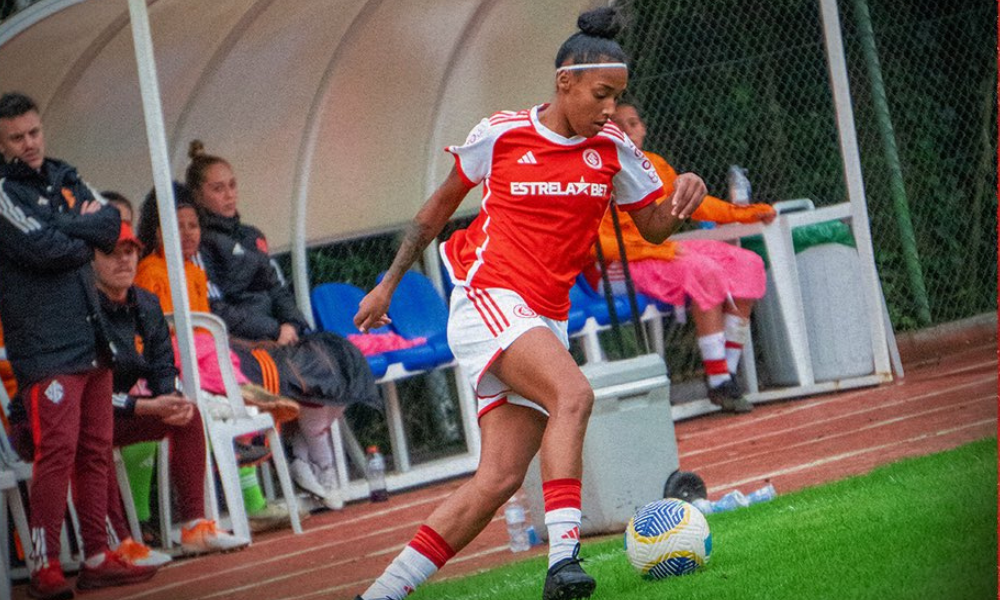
[623, 498, 712, 579]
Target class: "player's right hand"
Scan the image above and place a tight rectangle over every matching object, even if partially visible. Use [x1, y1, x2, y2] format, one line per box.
[354, 284, 393, 333]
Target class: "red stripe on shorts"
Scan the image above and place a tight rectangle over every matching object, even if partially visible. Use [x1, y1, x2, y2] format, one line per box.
[543, 478, 582, 512]
[478, 289, 510, 328]
[473, 288, 506, 333]
[408, 525, 455, 569]
[725, 341, 744, 349]
[465, 288, 499, 337]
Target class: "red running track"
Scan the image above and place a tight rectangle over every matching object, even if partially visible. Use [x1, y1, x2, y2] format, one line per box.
[14, 339, 995, 600]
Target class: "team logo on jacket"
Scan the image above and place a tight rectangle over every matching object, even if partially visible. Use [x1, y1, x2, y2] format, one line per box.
[61, 188, 77, 209]
[583, 149, 602, 170]
[514, 304, 538, 318]
[44, 380, 64, 404]
[232, 243, 245, 256]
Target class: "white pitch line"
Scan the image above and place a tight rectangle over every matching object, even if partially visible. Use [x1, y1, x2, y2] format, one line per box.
[681, 375, 995, 459]
[678, 358, 996, 442]
[695, 394, 993, 475]
[113, 518, 424, 600]
[250, 487, 457, 549]
[706, 418, 996, 493]
[135, 512, 506, 600]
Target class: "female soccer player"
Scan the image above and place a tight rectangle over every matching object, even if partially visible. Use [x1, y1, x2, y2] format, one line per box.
[353, 7, 705, 600]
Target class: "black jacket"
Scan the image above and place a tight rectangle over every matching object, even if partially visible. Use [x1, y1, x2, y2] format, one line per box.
[0, 157, 120, 386]
[99, 286, 180, 418]
[197, 209, 308, 341]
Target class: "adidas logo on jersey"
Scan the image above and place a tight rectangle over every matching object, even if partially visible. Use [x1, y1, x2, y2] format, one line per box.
[517, 151, 538, 165]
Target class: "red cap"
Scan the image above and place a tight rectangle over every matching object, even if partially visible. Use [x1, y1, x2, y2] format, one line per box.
[117, 222, 143, 249]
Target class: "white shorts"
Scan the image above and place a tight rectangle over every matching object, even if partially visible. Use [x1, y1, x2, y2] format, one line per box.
[447, 286, 569, 419]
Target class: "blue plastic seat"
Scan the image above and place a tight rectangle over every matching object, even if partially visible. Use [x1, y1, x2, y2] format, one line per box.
[310, 282, 440, 372]
[378, 271, 454, 366]
[572, 274, 650, 325]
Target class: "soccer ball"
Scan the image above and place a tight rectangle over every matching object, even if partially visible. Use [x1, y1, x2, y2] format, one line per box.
[623, 498, 712, 579]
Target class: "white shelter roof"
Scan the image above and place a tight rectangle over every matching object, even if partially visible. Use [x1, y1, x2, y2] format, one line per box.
[0, 0, 595, 251]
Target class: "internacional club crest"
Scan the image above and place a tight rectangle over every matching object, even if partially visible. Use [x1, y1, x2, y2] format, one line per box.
[514, 304, 538, 318]
[45, 380, 64, 404]
[583, 148, 602, 170]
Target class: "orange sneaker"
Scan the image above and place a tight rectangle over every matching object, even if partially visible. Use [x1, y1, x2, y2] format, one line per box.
[76, 550, 157, 590]
[115, 538, 173, 567]
[28, 560, 73, 600]
[239, 383, 301, 424]
[180, 519, 249, 555]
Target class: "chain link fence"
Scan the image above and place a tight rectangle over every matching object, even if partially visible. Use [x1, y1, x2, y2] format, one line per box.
[613, 0, 997, 381]
[279, 0, 995, 454]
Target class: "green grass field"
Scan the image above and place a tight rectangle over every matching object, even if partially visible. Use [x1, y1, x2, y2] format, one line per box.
[414, 438, 998, 600]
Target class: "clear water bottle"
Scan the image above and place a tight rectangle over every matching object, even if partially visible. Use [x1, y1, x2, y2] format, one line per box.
[727, 165, 752, 206]
[691, 498, 714, 515]
[504, 491, 531, 552]
[747, 483, 777, 505]
[711, 489, 751, 513]
[365, 445, 388, 502]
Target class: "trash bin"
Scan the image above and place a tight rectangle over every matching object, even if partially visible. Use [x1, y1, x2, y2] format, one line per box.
[741, 200, 874, 386]
[519, 354, 679, 538]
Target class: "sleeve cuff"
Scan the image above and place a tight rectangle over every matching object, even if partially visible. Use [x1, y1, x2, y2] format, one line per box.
[445, 149, 477, 188]
[618, 188, 661, 212]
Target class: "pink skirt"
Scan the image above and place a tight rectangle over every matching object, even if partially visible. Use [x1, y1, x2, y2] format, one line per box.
[629, 240, 766, 311]
[172, 332, 250, 395]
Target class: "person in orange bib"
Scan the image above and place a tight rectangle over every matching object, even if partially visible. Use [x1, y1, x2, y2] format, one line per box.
[595, 102, 775, 413]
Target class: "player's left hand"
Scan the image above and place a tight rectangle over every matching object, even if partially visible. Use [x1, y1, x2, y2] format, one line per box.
[354, 283, 394, 333]
[669, 173, 707, 219]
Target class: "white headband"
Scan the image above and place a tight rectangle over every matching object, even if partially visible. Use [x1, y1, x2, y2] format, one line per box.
[556, 62, 628, 73]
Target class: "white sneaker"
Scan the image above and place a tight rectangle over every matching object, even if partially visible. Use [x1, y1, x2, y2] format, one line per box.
[317, 466, 345, 510]
[181, 519, 249, 554]
[291, 458, 326, 497]
[202, 393, 234, 420]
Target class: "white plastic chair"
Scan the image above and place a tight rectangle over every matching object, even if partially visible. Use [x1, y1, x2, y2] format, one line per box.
[0, 468, 27, 600]
[184, 312, 302, 542]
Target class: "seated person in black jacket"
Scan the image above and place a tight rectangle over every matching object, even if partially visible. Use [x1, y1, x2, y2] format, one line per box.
[93, 221, 248, 558]
[185, 141, 380, 511]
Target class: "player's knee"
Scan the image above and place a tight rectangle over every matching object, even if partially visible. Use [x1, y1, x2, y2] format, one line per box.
[553, 384, 594, 425]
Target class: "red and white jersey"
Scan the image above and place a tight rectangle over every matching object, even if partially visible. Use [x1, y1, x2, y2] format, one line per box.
[440, 104, 663, 320]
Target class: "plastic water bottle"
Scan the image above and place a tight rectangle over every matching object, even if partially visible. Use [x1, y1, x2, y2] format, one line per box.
[691, 498, 714, 515]
[747, 483, 777, 505]
[727, 165, 752, 206]
[365, 446, 389, 502]
[711, 489, 750, 513]
[504, 491, 531, 552]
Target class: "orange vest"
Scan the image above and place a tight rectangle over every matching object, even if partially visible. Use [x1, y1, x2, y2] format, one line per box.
[134, 252, 211, 314]
[596, 151, 774, 262]
[0, 321, 17, 399]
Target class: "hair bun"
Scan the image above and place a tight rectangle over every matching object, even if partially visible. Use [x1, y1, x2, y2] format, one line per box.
[188, 139, 205, 160]
[577, 6, 621, 40]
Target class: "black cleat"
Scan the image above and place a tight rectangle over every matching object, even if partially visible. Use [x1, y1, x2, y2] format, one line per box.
[542, 553, 596, 600]
[708, 378, 753, 413]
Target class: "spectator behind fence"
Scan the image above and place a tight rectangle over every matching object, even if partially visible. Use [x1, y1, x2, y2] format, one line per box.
[596, 102, 775, 413]
[134, 182, 302, 532]
[0, 91, 157, 597]
[92, 221, 248, 564]
[185, 141, 380, 512]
